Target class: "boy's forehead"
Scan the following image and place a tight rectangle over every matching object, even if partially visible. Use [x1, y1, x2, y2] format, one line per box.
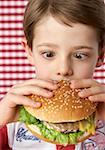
[34, 16, 97, 35]
[33, 16, 98, 47]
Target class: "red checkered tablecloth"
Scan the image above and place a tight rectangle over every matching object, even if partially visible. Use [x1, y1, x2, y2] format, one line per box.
[0, 0, 105, 100]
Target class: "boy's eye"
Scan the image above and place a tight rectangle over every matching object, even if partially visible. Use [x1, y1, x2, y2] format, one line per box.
[73, 52, 88, 60]
[41, 51, 55, 58]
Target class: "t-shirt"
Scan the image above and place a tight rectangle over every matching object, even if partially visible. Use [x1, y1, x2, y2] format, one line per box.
[1, 120, 105, 150]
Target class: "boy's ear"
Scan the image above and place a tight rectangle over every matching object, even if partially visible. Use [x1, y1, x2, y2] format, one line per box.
[96, 47, 105, 67]
[21, 38, 35, 65]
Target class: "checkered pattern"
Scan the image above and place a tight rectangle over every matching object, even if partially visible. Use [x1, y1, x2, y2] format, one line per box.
[0, 0, 105, 100]
[0, 0, 35, 100]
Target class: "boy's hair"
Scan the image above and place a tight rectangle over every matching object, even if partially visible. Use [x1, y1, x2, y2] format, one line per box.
[23, 0, 105, 54]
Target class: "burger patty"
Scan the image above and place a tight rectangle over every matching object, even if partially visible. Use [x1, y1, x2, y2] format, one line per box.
[43, 121, 79, 133]
[43, 113, 96, 133]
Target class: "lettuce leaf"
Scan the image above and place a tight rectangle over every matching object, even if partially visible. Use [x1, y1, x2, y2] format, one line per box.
[19, 106, 40, 125]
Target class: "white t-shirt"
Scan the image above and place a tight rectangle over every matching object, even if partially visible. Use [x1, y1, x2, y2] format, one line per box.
[7, 120, 105, 150]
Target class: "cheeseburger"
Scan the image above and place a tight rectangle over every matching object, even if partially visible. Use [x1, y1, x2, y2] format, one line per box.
[19, 80, 97, 145]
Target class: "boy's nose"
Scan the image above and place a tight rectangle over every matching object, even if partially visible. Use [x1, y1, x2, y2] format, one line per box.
[56, 63, 73, 77]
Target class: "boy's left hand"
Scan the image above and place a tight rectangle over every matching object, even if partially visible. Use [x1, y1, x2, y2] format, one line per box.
[70, 79, 105, 121]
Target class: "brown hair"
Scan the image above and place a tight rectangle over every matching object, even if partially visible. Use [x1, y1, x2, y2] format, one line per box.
[23, 0, 105, 54]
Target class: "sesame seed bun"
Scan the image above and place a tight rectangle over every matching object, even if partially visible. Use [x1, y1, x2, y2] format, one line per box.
[24, 80, 97, 123]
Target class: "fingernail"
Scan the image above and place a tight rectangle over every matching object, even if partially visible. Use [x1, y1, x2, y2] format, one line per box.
[48, 91, 53, 96]
[53, 80, 58, 84]
[70, 83, 75, 89]
[70, 80, 76, 84]
[53, 84, 59, 89]
[78, 91, 84, 97]
[33, 102, 41, 107]
[89, 96, 93, 101]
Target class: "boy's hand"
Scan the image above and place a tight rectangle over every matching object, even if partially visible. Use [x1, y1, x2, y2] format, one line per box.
[0, 79, 58, 126]
[70, 79, 105, 121]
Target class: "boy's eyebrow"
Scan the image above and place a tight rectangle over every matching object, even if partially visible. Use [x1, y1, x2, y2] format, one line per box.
[37, 43, 94, 50]
[72, 45, 94, 51]
[37, 43, 59, 48]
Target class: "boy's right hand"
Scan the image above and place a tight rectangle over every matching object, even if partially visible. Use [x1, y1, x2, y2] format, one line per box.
[0, 79, 58, 126]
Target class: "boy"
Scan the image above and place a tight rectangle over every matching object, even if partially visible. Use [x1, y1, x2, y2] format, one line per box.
[0, 0, 105, 149]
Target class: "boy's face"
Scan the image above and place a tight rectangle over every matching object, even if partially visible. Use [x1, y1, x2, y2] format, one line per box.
[26, 16, 99, 82]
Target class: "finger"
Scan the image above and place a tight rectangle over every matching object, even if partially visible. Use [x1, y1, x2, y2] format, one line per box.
[70, 79, 98, 89]
[13, 78, 58, 90]
[9, 85, 53, 98]
[88, 94, 105, 102]
[5, 93, 41, 108]
[78, 85, 105, 98]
